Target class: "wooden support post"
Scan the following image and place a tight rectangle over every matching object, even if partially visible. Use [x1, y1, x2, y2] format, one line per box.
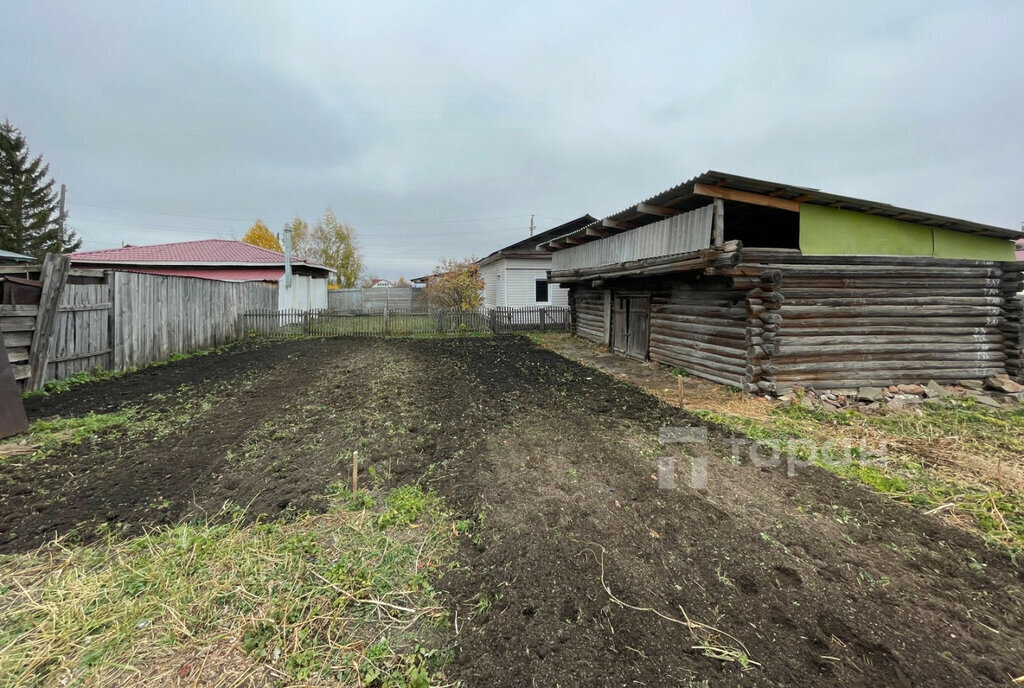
[352, 451, 359, 497]
[712, 198, 725, 247]
[107, 270, 119, 371]
[677, 373, 684, 408]
[27, 253, 70, 391]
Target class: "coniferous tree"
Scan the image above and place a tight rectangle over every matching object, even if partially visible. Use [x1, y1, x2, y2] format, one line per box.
[0, 121, 81, 257]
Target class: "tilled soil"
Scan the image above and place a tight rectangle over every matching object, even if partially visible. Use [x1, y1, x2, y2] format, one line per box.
[4, 337, 1022, 687]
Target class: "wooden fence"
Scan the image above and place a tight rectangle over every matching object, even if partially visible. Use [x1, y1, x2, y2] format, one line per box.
[111, 271, 276, 370]
[241, 306, 571, 338]
[1, 257, 278, 391]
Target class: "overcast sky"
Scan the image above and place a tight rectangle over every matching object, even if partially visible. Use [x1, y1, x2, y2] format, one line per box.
[4, 1, 1022, 279]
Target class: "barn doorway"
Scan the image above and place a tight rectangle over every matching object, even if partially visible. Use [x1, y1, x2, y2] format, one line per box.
[612, 294, 650, 360]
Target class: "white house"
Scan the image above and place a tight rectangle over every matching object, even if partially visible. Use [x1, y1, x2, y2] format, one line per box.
[478, 215, 595, 309]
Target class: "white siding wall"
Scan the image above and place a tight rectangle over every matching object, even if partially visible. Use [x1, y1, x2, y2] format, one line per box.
[503, 257, 568, 308]
[480, 261, 502, 308]
[480, 256, 568, 308]
[278, 274, 329, 311]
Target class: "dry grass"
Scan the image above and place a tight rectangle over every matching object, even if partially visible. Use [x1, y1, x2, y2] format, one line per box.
[0, 485, 455, 688]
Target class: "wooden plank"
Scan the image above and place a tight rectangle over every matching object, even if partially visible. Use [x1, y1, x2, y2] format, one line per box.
[49, 348, 112, 364]
[694, 183, 801, 212]
[58, 302, 111, 313]
[635, 202, 678, 217]
[0, 333, 29, 438]
[0, 317, 37, 332]
[0, 305, 39, 316]
[27, 253, 70, 391]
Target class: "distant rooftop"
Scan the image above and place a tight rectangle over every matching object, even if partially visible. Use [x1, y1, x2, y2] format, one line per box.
[70, 239, 332, 271]
[0, 249, 35, 263]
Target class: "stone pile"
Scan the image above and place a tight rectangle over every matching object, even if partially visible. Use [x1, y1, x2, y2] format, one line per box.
[776, 375, 1024, 412]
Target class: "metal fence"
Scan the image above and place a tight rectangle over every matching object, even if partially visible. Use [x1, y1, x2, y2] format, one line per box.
[240, 306, 571, 338]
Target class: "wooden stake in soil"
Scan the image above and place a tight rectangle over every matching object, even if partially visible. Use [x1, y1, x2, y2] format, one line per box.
[352, 451, 359, 497]
[678, 374, 684, 408]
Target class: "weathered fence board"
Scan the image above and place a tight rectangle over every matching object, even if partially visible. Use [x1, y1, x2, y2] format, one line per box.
[112, 271, 277, 370]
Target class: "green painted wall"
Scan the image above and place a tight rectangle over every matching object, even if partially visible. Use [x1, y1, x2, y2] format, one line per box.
[799, 204, 1014, 260]
[932, 227, 1015, 260]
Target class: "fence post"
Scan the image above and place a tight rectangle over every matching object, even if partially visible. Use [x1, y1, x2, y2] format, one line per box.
[540, 307, 547, 332]
[303, 310, 310, 336]
[489, 308, 497, 334]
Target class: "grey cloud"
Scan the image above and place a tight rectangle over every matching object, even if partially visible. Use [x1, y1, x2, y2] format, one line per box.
[2, 1, 1021, 275]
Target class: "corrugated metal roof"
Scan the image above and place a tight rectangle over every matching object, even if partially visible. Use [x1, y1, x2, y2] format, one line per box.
[69, 239, 332, 272]
[479, 215, 596, 267]
[540, 171, 1022, 250]
[0, 249, 35, 263]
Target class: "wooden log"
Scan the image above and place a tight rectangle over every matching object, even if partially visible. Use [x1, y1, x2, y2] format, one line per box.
[649, 348, 750, 376]
[650, 320, 747, 339]
[778, 288, 1002, 299]
[774, 350, 1006, 365]
[778, 315, 1001, 328]
[775, 358, 1006, 374]
[649, 336, 748, 363]
[780, 296, 1004, 308]
[779, 305, 1002, 319]
[775, 334, 1003, 346]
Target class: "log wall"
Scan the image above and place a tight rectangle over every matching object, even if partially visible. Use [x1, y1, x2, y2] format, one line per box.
[728, 250, 1024, 391]
[571, 287, 606, 344]
[564, 248, 1024, 392]
[648, 277, 748, 387]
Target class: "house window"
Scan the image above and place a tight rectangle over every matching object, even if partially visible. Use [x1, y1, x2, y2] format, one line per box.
[535, 279, 549, 304]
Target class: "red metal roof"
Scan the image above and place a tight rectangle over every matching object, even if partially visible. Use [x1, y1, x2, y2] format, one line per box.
[120, 267, 286, 282]
[69, 239, 329, 270]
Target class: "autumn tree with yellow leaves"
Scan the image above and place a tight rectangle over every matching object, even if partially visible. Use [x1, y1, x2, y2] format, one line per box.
[283, 210, 363, 288]
[423, 257, 483, 310]
[241, 220, 283, 252]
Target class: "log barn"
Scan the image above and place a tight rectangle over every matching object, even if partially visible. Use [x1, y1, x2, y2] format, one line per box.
[539, 171, 1024, 393]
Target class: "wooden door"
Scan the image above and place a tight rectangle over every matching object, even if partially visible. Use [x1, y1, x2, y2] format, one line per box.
[612, 296, 628, 353]
[626, 296, 649, 360]
[611, 294, 650, 360]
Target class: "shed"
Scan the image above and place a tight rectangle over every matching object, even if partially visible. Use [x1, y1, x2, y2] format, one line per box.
[539, 171, 1023, 392]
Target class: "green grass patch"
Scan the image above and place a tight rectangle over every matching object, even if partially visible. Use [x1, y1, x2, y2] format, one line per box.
[0, 485, 456, 686]
[2, 410, 137, 465]
[692, 403, 1024, 553]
